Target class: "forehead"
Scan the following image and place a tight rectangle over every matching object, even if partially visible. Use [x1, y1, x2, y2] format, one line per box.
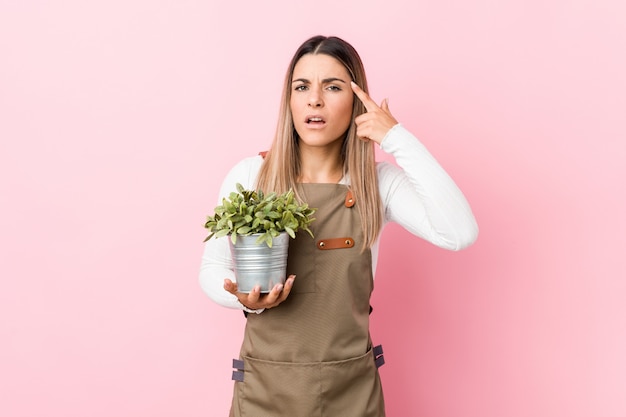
[292, 53, 351, 79]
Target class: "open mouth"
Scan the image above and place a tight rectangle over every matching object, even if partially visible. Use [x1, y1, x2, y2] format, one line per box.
[306, 116, 325, 125]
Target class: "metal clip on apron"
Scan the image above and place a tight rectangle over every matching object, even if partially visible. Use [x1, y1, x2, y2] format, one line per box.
[229, 184, 386, 417]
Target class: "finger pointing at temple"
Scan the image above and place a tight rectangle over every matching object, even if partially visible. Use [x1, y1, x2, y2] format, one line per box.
[351, 81, 380, 113]
[351, 81, 398, 144]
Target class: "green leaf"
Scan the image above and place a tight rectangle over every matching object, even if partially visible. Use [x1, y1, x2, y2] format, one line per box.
[203, 184, 316, 245]
[215, 229, 230, 238]
[237, 226, 252, 234]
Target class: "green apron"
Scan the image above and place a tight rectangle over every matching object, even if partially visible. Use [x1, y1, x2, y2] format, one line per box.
[230, 183, 386, 417]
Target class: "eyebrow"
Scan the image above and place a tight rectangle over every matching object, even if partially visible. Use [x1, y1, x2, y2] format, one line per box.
[292, 77, 348, 84]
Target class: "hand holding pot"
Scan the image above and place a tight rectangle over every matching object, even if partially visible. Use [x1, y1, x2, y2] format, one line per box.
[224, 275, 296, 310]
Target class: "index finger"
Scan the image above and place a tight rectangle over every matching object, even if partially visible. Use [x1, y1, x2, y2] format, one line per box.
[351, 81, 379, 112]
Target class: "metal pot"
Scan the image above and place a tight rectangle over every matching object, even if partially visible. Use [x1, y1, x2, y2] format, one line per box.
[229, 232, 289, 293]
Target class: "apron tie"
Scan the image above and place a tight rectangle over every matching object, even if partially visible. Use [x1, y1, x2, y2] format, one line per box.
[232, 359, 245, 382]
[373, 345, 385, 369]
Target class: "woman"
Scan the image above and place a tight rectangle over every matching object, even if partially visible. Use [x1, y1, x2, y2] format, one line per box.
[200, 35, 478, 417]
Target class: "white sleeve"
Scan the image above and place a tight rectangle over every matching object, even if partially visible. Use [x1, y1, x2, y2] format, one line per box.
[378, 124, 479, 250]
[198, 156, 266, 313]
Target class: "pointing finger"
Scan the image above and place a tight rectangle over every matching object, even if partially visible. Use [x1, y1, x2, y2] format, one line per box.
[351, 81, 379, 112]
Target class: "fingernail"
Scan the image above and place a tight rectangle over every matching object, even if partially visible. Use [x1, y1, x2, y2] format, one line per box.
[351, 81, 357, 88]
[276, 284, 284, 292]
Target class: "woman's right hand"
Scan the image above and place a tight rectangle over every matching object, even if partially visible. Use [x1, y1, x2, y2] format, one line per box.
[224, 275, 296, 310]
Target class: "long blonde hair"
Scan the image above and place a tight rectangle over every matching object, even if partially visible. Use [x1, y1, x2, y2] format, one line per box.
[256, 35, 383, 249]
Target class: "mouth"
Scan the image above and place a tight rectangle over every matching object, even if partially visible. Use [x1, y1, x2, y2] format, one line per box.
[305, 115, 326, 125]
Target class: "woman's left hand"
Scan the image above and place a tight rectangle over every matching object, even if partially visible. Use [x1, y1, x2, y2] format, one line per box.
[351, 81, 398, 145]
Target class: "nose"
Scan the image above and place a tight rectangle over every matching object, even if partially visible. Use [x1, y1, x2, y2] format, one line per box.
[307, 87, 323, 107]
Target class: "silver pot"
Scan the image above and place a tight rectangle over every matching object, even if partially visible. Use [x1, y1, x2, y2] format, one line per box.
[229, 232, 289, 293]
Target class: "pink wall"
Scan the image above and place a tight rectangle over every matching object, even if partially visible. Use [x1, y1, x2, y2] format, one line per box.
[1, 1, 624, 416]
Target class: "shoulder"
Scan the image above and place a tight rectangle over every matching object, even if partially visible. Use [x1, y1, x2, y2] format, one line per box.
[375, 160, 409, 215]
[376, 160, 399, 176]
[218, 155, 264, 199]
[376, 160, 403, 186]
[228, 154, 264, 178]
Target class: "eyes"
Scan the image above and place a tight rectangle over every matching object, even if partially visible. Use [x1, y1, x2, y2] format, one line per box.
[294, 84, 342, 92]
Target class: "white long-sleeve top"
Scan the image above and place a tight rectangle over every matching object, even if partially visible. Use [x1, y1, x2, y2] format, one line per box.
[199, 124, 479, 313]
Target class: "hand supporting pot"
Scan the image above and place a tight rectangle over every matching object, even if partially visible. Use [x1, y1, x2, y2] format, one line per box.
[224, 275, 296, 310]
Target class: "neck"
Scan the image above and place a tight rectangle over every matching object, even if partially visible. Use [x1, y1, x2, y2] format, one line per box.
[298, 146, 343, 184]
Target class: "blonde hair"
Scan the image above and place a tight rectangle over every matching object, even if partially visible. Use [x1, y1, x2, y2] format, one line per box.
[256, 35, 383, 249]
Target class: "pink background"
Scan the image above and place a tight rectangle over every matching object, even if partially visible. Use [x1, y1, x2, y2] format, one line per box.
[1, 1, 625, 416]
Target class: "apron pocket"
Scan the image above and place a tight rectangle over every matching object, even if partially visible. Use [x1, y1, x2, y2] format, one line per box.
[235, 355, 323, 417]
[319, 348, 386, 417]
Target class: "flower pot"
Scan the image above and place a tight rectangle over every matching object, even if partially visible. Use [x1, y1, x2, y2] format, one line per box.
[229, 232, 290, 293]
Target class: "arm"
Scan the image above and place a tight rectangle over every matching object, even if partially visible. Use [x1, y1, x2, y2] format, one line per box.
[198, 156, 265, 313]
[378, 124, 479, 250]
[198, 155, 297, 313]
[350, 82, 478, 250]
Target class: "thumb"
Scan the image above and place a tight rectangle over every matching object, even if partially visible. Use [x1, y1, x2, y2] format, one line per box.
[381, 98, 390, 113]
[224, 278, 238, 294]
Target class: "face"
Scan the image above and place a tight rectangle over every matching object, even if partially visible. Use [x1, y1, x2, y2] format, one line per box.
[290, 54, 354, 150]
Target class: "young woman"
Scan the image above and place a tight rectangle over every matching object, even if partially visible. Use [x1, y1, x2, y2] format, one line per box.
[200, 35, 478, 417]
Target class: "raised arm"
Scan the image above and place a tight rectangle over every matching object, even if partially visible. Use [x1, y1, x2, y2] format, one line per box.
[378, 125, 478, 250]
[351, 81, 478, 250]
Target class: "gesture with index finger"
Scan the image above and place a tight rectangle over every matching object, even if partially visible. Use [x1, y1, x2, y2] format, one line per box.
[351, 81, 398, 144]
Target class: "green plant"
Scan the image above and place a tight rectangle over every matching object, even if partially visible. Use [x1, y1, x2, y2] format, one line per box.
[204, 183, 316, 247]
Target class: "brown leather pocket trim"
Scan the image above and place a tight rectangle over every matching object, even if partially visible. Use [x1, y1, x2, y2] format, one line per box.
[345, 190, 355, 207]
[317, 237, 355, 250]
